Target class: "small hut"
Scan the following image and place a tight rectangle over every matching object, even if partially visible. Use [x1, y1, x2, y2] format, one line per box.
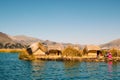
[26, 42, 47, 56]
[46, 44, 63, 55]
[83, 45, 101, 57]
[47, 49, 62, 55]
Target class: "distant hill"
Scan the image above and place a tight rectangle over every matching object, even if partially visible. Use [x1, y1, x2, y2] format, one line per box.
[0, 32, 83, 49]
[13, 35, 43, 45]
[0, 32, 63, 49]
[0, 32, 13, 43]
[100, 39, 120, 49]
[3, 32, 120, 50]
[0, 32, 24, 48]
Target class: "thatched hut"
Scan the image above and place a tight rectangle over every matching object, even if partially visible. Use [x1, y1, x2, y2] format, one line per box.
[26, 42, 47, 56]
[83, 45, 101, 57]
[46, 49, 62, 55]
[46, 44, 63, 55]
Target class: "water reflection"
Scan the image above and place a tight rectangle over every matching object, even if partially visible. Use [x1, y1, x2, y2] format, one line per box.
[106, 61, 114, 80]
[108, 61, 113, 72]
[63, 61, 81, 79]
[31, 60, 45, 80]
[31, 60, 45, 71]
[64, 61, 80, 68]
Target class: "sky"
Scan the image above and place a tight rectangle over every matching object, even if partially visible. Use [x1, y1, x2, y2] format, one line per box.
[0, 0, 120, 45]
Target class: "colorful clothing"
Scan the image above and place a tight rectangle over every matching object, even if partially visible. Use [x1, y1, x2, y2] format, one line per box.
[107, 52, 112, 59]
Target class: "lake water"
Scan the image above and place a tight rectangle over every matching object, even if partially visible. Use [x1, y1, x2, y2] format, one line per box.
[0, 53, 120, 80]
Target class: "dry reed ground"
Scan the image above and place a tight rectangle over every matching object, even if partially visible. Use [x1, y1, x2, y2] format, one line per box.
[0, 49, 26, 53]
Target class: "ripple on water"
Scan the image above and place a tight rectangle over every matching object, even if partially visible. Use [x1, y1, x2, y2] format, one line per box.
[1, 53, 120, 80]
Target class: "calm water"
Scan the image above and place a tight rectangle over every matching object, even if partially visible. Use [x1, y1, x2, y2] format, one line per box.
[0, 53, 120, 80]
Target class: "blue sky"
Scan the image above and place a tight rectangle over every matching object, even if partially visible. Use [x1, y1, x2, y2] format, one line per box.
[0, 0, 120, 45]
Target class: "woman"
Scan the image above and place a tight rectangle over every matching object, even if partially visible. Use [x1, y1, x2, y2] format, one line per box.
[107, 50, 112, 60]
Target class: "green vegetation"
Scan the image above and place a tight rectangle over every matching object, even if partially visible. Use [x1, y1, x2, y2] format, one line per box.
[62, 46, 82, 57]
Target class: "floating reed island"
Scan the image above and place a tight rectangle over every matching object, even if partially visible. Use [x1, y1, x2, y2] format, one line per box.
[19, 52, 120, 62]
[18, 42, 120, 62]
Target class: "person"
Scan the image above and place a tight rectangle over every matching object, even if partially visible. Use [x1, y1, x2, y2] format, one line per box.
[107, 50, 112, 60]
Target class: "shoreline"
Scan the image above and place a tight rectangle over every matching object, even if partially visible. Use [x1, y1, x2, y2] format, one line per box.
[0, 49, 120, 62]
[0, 49, 26, 53]
[27, 55, 120, 62]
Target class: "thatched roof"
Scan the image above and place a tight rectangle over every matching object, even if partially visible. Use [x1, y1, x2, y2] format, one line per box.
[29, 42, 47, 53]
[84, 45, 100, 51]
[47, 44, 63, 51]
